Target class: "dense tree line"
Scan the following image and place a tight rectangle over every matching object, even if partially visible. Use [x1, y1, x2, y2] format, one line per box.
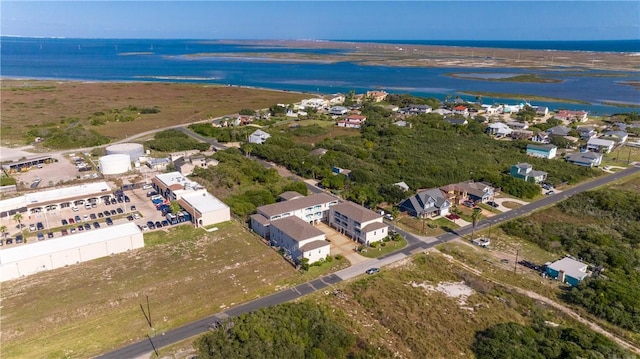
[244, 106, 598, 207]
[473, 320, 629, 358]
[195, 302, 380, 359]
[190, 123, 256, 143]
[385, 94, 441, 109]
[145, 129, 209, 152]
[502, 188, 640, 332]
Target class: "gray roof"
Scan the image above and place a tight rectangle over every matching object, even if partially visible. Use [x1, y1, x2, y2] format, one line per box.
[258, 192, 337, 218]
[400, 188, 450, 216]
[299, 239, 330, 252]
[271, 216, 325, 242]
[362, 221, 388, 233]
[526, 144, 557, 151]
[331, 201, 381, 223]
[547, 126, 571, 136]
[278, 191, 304, 201]
[250, 213, 270, 226]
[565, 152, 602, 165]
[587, 138, 615, 147]
[250, 129, 271, 138]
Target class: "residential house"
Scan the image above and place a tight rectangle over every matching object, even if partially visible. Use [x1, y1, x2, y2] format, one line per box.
[534, 106, 549, 117]
[235, 115, 254, 126]
[510, 129, 534, 140]
[546, 126, 571, 137]
[329, 201, 388, 245]
[248, 129, 271, 144]
[555, 110, 588, 123]
[329, 106, 349, 116]
[510, 163, 547, 183]
[531, 132, 550, 144]
[545, 257, 589, 286]
[269, 216, 330, 265]
[332, 166, 351, 177]
[432, 108, 453, 116]
[526, 144, 558, 159]
[278, 191, 305, 202]
[366, 90, 388, 102]
[169, 150, 202, 162]
[453, 105, 469, 117]
[440, 181, 494, 205]
[300, 98, 328, 109]
[602, 131, 628, 144]
[174, 155, 219, 176]
[399, 188, 451, 218]
[337, 115, 366, 129]
[486, 122, 513, 137]
[250, 192, 339, 238]
[577, 126, 597, 140]
[586, 138, 615, 153]
[507, 121, 529, 130]
[445, 118, 468, 126]
[328, 93, 346, 105]
[400, 105, 432, 115]
[565, 151, 603, 167]
[502, 104, 524, 113]
[481, 104, 502, 115]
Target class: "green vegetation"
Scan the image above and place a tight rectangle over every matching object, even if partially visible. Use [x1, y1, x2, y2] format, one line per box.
[238, 108, 256, 116]
[238, 104, 597, 207]
[473, 320, 629, 358]
[1, 176, 17, 186]
[358, 235, 407, 258]
[449, 73, 562, 83]
[385, 93, 441, 109]
[88, 105, 159, 126]
[195, 302, 379, 359]
[145, 129, 210, 152]
[190, 123, 256, 143]
[28, 123, 111, 149]
[501, 188, 640, 332]
[191, 148, 308, 217]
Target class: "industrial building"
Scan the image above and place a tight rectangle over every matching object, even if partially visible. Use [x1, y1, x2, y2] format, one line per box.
[105, 143, 144, 162]
[99, 154, 132, 175]
[0, 223, 143, 282]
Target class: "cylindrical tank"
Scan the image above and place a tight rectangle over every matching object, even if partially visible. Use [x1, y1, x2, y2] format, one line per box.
[99, 154, 132, 175]
[105, 143, 144, 162]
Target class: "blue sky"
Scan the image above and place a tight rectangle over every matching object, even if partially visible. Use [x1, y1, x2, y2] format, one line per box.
[2, 1, 639, 40]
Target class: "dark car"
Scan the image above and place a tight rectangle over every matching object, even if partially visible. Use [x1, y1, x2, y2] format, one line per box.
[37, 232, 45, 240]
[6, 238, 13, 244]
[161, 220, 169, 227]
[130, 205, 136, 211]
[77, 225, 84, 232]
[116, 207, 124, 214]
[74, 215, 81, 223]
[37, 222, 44, 230]
[47, 231, 54, 238]
[106, 217, 113, 226]
[98, 212, 104, 218]
[117, 197, 123, 203]
[61, 219, 69, 225]
[365, 267, 380, 275]
[487, 201, 499, 208]
[155, 221, 162, 228]
[61, 229, 69, 236]
[127, 215, 134, 221]
[16, 234, 24, 243]
[69, 218, 75, 224]
[84, 223, 91, 230]
[147, 221, 156, 230]
[93, 221, 100, 228]
[103, 210, 111, 217]
[110, 209, 117, 216]
[90, 213, 97, 220]
[104, 198, 111, 205]
[124, 196, 130, 203]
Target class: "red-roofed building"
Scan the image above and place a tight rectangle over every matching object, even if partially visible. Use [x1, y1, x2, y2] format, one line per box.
[337, 115, 367, 129]
[453, 105, 469, 117]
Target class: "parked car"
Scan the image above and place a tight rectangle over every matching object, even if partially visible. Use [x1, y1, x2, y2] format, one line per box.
[106, 217, 113, 226]
[365, 267, 380, 275]
[161, 220, 169, 227]
[70, 227, 76, 234]
[462, 201, 475, 208]
[61, 228, 68, 235]
[98, 212, 104, 218]
[147, 221, 156, 230]
[130, 205, 137, 211]
[61, 219, 69, 225]
[83, 214, 89, 221]
[37, 222, 44, 230]
[83, 223, 91, 230]
[124, 196, 130, 203]
[487, 201, 499, 208]
[90, 213, 97, 220]
[6, 238, 13, 244]
[116, 207, 124, 214]
[127, 215, 134, 221]
[69, 218, 75, 224]
[545, 191, 555, 196]
[47, 231, 54, 238]
[74, 215, 81, 223]
[16, 234, 24, 243]
[103, 210, 111, 217]
[37, 232, 45, 241]
[29, 224, 37, 231]
[155, 221, 162, 228]
[110, 209, 117, 216]
[77, 225, 84, 232]
[93, 221, 100, 228]
[72, 206, 79, 212]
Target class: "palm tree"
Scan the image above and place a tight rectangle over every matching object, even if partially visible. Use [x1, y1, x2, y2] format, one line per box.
[0, 224, 7, 239]
[470, 209, 482, 240]
[390, 207, 400, 233]
[12, 212, 23, 230]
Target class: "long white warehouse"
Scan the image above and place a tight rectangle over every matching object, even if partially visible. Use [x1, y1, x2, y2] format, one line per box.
[0, 222, 143, 282]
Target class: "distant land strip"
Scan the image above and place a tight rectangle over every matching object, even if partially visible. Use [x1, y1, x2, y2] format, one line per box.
[459, 91, 590, 105]
[447, 73, 562, 83]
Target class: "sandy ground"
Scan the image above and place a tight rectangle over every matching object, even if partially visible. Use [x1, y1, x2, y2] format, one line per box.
[316, 222, 369, 265]
[0, 145, 37, 162]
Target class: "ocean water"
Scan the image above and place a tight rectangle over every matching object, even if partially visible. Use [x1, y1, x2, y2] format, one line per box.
[1, 37, 638, 114]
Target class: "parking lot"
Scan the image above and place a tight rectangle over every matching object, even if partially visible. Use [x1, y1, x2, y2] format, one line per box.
[0, 185, 191, 248]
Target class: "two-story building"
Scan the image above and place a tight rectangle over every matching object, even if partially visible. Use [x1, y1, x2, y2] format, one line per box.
[526, 144, 558, 159]
[565, 151, 603, 167]
[440, 181, 494, 205]
[329, 201, 388, 245]
[586, 138, 615, 153]
[248, 129, 271, 144]
[510, 163, 547, 183]
[399, 188, 451, 218]
[270, 216, 331, 265]
[337, 115, 367, 129]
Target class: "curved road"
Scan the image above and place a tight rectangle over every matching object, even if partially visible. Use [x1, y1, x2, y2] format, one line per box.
[97, 164, 640, 359]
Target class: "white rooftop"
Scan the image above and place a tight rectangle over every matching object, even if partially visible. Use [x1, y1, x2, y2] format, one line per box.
[0, 222, 141, 264]
[155, 172, 199, 189]
[181, 191, 229, 213]
[0, 181, 112, 212]
[548, 257, 588, 280]
[587, 138, 615, 147]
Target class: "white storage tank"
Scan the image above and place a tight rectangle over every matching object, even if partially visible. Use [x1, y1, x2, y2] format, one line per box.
[99, 154, 131, 175]
[105, 143, 144, 162]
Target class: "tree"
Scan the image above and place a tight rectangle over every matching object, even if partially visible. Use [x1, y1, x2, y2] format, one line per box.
[0, 224, 7, 239]
[238, 109, 255, 116]
[170, 201, 181, 215]
[390, 207, 400, 232]
[12, 212, 23, 230]
[471, 209, 482, 240]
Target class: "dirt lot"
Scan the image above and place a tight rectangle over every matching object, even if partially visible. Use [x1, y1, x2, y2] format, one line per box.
[0, 81, 309, 146]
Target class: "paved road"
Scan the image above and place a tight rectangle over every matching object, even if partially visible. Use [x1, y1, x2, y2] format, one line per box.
[97, 165, 640, 358]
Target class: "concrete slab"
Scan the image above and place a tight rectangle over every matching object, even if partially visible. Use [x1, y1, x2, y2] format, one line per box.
[315, 222, 369, 265]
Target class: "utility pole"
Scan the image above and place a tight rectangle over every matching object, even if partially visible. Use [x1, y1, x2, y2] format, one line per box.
[514, 250, 519, 274]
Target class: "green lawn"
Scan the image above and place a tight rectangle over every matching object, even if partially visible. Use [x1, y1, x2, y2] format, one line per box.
[358, 238, 408, 258]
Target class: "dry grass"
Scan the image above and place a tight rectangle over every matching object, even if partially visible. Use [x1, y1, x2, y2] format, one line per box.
[0, 221, 303, 359]
[0, 81, 308, 145]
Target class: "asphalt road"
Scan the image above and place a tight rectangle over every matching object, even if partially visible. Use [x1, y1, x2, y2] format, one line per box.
[97, 158, 639, 358]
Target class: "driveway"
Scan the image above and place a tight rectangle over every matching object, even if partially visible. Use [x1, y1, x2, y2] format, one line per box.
[315, 222, 370, 265]
[492, 197, 529, 212]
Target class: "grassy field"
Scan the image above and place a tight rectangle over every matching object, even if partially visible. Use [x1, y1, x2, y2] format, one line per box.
[0, 221, 310, 359]
[604, 145, 640, 165]
[0, 80, 308, 146]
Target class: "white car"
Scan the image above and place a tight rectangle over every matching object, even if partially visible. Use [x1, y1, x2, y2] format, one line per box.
[71, 206, 79, 212]
[29, 224, 37, 231]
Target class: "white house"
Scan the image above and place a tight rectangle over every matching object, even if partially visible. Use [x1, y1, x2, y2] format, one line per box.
[329, 201, 388, 245]
[526, 144, 558, 159]
[586, 138, 615, 153]
[565, 152, 603, 167]
[269, 216, 330, 265]
[248, 130, 271, 144]
[486, 122, 513, 137]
